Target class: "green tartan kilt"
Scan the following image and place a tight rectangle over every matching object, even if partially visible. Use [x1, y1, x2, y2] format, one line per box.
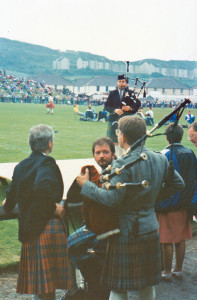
[101, 230, 162, 291]
[106, 121, 118, 143]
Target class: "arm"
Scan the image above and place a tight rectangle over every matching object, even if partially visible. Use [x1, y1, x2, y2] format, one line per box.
[105, 91, 123, 115]
[122, 93, 141, 114]
[30, 161, 63, 220]
[77, 160, 128, 208]
[3, 170, 17, 212]
[105, 92, 115, 114]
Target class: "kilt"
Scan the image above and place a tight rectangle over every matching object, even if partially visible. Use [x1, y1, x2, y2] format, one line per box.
[106, 121, 118, 143]
[17, 218, 71, 295]
[101, 230, 162, 291]
[46, 102, 55, 108]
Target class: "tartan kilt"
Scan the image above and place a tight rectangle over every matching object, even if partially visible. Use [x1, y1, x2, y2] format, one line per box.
[46, 102, 55, 108]
[106, 121, 118, 143]
[17, 218, 71, 295]
[101, 230, 162, 291]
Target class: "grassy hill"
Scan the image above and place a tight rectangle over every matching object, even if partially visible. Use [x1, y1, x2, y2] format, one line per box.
[1, 38, 197, 82]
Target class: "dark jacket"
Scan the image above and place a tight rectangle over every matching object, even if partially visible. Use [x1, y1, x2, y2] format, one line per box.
[4, 151, 63, 242]
[105, 89, 141, 122]
[155, 144, 197, 213]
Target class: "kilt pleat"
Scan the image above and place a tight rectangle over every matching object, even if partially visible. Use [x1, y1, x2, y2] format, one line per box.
[17, 218, 71, 295]
[102, 230, 162, 291]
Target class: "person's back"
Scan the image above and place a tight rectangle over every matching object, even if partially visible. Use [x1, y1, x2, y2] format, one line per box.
[106, 145, 183, 236]
[76, 115, 184, 300]
[156, 123, 195, 282]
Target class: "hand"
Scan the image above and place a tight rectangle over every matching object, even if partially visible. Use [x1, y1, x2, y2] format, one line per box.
[122, 106, 131, 112]
[2, 199, 6, 205]
[114, 109, 123, 115]
[76, 168, 89, 187]
[54, 203, 65, 220]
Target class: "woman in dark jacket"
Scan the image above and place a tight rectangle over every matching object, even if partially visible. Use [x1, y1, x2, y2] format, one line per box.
[3, 124, 70, 300]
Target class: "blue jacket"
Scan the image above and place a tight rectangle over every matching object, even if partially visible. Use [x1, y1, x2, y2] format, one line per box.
[155, 144, 197, 213]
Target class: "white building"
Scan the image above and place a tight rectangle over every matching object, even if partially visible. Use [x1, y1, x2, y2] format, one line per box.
[53, 57, 70, 70]
[77, 58, 89, 69]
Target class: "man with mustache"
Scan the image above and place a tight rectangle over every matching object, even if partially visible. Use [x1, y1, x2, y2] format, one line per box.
[62, 137, 116, 300]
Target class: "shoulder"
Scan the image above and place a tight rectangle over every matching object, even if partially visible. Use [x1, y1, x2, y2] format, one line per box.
[40, 155, 56, 167]
[146, 149, 169, 164]
[109, 89, 118, 96]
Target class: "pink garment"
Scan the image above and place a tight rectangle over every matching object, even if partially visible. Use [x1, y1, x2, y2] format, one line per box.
[157, 210, 192, 243]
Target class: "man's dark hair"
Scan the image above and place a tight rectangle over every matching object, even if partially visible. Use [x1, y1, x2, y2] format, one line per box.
[188, 121, 197, 131]
[165, 123, 183, 144]
[92, 137, 115, 154]
[118, 116, 146, 145]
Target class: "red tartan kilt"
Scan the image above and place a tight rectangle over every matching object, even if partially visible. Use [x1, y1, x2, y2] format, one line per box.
[46, 102, 55, 108]
[16, 218, 70, 295]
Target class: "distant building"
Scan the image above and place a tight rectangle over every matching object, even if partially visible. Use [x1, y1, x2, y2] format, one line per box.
[130, 60, 197, 79]
[53, 57, 70, 70]
[72, 76, 116, 95]
[77, 58, 89, 69]
[146, 77, 192, 101]
[28, 74, 70, 91]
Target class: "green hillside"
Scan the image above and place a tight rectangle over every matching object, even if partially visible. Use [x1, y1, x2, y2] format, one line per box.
[0, 38, 196, 84]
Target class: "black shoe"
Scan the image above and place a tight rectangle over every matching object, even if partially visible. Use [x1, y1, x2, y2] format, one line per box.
[60, 288, 86, 300]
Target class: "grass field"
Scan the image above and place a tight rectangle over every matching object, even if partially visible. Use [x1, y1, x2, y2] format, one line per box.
[0, 102, 196, 163]
[0, 102, 196, 268]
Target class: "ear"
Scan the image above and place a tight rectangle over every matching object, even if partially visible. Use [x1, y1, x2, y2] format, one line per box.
[48, 140, 53, 152]
[122, 133, 127, 144]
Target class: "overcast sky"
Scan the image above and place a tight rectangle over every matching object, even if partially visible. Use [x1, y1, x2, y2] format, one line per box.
[0, 0, 197, 62]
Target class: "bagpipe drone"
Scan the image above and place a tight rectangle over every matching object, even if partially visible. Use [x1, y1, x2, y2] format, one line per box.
[102, 97, 192, 190]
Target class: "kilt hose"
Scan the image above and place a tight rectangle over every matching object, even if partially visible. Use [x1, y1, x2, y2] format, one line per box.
[101, 230, 162, 291]
[106, 121, 118, 143]
[17, 218, 71, 295]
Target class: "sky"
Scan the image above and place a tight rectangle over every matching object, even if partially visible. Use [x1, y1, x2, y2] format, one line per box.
[0, 0, 197, 62]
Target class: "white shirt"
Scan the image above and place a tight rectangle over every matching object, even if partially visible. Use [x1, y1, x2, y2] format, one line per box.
[145, 110, 154, 118]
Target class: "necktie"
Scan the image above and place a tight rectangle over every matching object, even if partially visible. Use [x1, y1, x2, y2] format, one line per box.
[120, 90, 123, 100]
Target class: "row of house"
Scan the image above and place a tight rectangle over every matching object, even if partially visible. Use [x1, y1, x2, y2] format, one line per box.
[53, 57, 197, 80]
[27, 74, 197, 102]
[130, 61, 197, 79]
[53, 57, 126, 73]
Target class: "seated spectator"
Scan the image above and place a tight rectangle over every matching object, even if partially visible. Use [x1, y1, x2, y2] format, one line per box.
[73, 104, 85, 117]
[185, 110, 195, 124]
[137, 107, 146, 119]
[85, 105, 97, 120]
[97, 109, 108, 122]
[164, 107, 178, 125]
[138, 106, 154, 125]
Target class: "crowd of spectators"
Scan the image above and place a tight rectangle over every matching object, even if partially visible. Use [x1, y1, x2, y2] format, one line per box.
[141, 99, 197, 109]
[1, 70, 196, 109]
[0, 70, 79, 105]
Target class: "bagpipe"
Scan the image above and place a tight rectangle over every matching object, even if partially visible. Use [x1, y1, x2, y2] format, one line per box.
[65, 165, 119, 235]
[101, 98, 192, 190]
[120, 61, 146, 110]
[66, 167, 120, 277]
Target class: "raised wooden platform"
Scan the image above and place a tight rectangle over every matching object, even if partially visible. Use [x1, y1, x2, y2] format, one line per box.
[0, 158, 101, 220]
[0, 158, 100, 198]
